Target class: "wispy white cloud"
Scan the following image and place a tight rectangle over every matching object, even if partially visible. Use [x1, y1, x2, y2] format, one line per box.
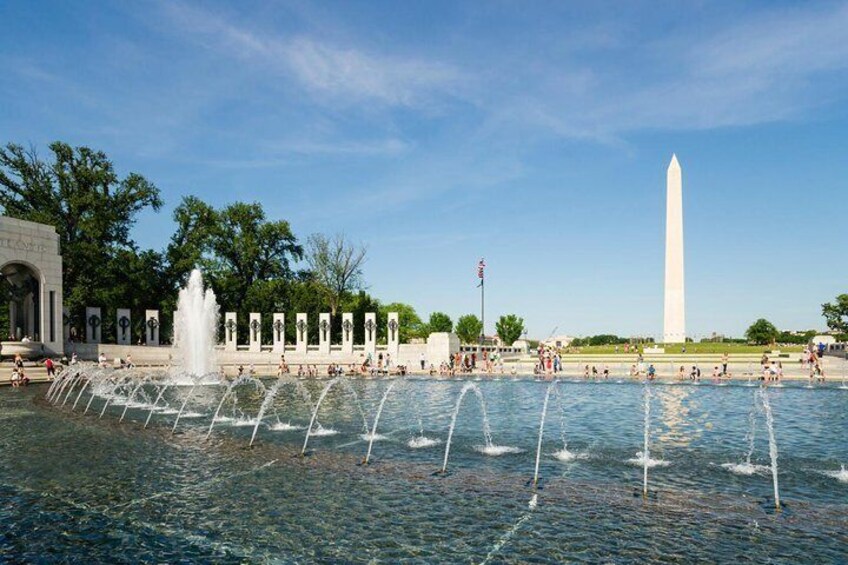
[158, 1, 459, 108]
[522, 5, 848, 137]
[281, 36, 458, 106]
[186, 137, 409, 169]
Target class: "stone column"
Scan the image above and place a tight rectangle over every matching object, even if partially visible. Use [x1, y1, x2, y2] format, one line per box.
[387, 312, 400, 357]
[341, 312, 354, 354]
[145, 309, 160, 346]
[249, 313, 261, 352]
[318, 313, 331, 355]
[85, 307, 101, 344]
[116, 308, 131, 345]
[272, 313, 285, 353]
[224, 312, 237, 351]
[364, 312, 377, 356]
[295, 313, 308, 354]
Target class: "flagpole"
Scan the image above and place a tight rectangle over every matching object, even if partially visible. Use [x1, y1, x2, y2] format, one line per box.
[479, 274, 484, 361]
[478, 258, 485, 364]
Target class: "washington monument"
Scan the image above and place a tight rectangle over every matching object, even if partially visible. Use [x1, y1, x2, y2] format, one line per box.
[663, 154, 685, 343]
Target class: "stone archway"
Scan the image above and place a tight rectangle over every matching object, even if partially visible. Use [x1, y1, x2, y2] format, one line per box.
[0, 217, 64, 356]
[1, 262, 42, 340]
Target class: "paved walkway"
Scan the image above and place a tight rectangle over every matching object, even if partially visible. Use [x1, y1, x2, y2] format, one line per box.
[2, 356, 847, 386]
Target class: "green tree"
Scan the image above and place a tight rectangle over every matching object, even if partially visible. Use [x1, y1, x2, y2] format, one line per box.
[341, 290, 382, 344]
[745, 318, 779, 346]
[495, 314, 525, 346]
[166, 197, 303, 342]
[305, 233, 367, 318]
[589, 334, 622, 346]
[822, 294, 848, 334]
[0, 141, 163, 332]
[379, 302, 424, 343]
[427, 311, 453, 333]
[455, 314, 483, 345]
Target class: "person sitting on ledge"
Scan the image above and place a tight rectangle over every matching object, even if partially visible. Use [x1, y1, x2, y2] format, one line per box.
[690, 365, 701, 381]
[10, 368, 21, 387]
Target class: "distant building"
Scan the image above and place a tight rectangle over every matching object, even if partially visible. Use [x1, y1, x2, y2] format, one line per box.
[542, 335, 573, 349]
[813, 334, 837, 345]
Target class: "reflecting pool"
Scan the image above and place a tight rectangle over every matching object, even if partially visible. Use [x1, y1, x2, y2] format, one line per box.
[3, 375, 848, 563]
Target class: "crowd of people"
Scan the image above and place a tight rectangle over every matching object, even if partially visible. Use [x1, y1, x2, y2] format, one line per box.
[2, 340, 841, 387]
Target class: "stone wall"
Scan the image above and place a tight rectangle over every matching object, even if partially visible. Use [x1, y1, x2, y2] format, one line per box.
[63, 332, 464, 370]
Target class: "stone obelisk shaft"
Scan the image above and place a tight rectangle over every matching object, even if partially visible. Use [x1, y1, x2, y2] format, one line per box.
[663, 154, 685, 343]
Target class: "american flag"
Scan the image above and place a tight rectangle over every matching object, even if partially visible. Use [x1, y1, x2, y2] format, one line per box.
[477, 258, 485, 279]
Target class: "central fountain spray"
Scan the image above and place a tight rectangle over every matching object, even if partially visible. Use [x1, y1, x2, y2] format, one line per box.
[173, 269, 219, 377]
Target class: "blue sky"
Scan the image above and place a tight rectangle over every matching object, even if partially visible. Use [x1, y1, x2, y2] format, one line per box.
[2, 0, 847, 339]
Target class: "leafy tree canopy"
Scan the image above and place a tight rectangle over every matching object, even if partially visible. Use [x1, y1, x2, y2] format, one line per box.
[495, 314, 525, 346]
[0, 141, 163, 333]
[455, 314, 483, 345]
[378, 302, 424, 343]
[427, 311, 453, 333]
[822, 294, 848, 334]
[745, 318, 779, 346]
[167, 197, 302, 327]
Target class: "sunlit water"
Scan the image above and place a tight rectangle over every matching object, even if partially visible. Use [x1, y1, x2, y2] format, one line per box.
[3, 378, 848, 562]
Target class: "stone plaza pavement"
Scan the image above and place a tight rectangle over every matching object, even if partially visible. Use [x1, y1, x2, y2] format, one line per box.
[1, 355, 846, 386]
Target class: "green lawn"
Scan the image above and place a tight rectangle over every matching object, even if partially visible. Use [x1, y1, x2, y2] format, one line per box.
[561, 343, 804, 355]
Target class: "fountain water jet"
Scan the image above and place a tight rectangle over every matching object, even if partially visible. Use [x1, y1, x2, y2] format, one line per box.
[172, 381, 200, 433]
[173, 269, 219, 377]
[642, 384, 651, 496]
[206, 377, 266, 439]
[441, 382, 503, 473]
[249, 378, 314, 446]
[120, 379, 153, 422]
[301, 377, 369, 455]
[364, 380, 398, 464]
[532, 379, 559, 486]
[144, 385, 170, 429]
[721, 392, 770, 476]
[97, 376, 135, 419]
[72, 378, 92, 410]
[758, 387, 781, 511]
[61, 373, 85, 405]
